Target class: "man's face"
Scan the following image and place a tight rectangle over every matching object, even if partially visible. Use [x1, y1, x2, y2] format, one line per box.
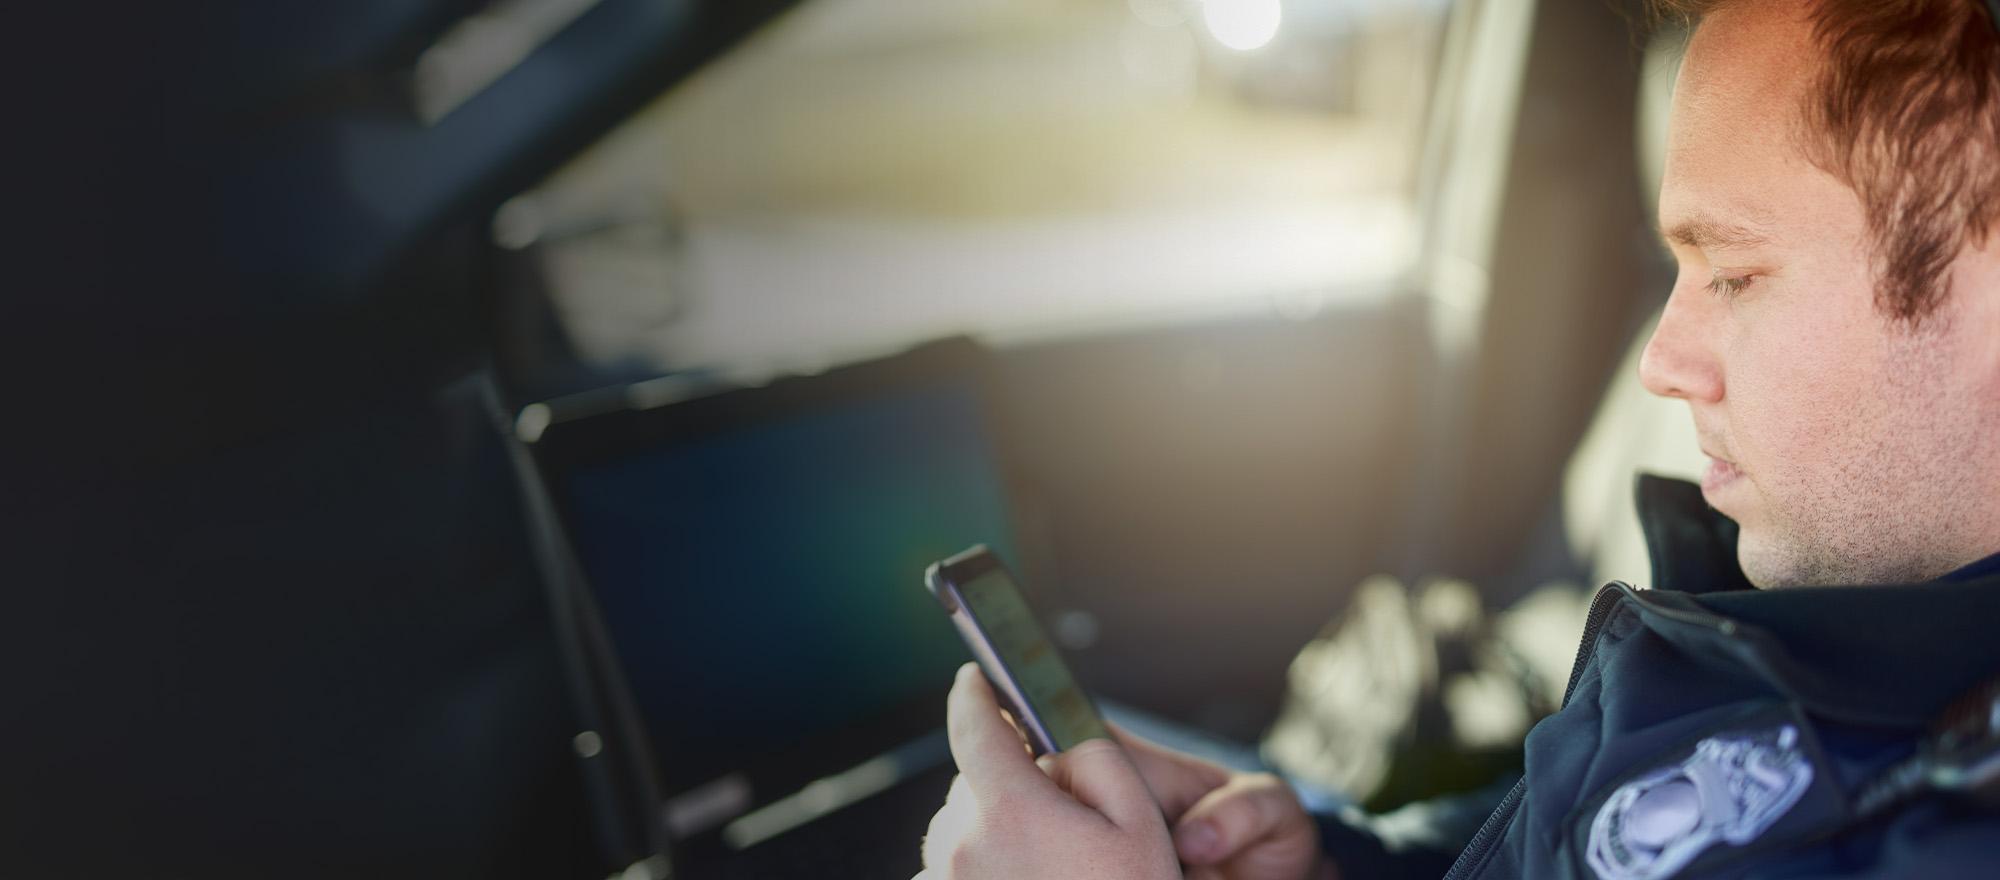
[1643, 2, 2000, 587]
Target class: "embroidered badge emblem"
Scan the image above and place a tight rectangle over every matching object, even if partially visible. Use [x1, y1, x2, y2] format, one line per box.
[1585, 725, 1814, 880]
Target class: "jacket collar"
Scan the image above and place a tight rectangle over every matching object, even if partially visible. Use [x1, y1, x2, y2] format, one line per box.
[1630, 474, 2000, 728]
[1634, 474, 1755, 595]
[1942, 549, 2000, 583]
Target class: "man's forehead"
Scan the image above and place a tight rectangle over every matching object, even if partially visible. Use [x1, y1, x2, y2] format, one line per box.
[1676, 1, 1819, 103]
[1669, 4, 1818, 154]
[1660, 2, 1830, 250]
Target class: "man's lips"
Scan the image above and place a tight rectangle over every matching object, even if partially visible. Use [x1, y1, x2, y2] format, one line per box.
[1701, 456, 1744, 499]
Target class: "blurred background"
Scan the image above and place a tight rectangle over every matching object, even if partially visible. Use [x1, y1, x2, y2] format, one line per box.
[11, 0, 1701, 877]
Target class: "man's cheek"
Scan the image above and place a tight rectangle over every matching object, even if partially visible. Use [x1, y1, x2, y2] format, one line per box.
[1745, 313, 1866, 430]
[1726, 351, 1846, 514]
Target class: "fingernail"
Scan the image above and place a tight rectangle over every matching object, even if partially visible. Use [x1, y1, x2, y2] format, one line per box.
[1180, 820, 1219, 859]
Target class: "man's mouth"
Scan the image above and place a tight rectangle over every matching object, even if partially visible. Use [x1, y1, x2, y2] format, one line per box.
[1701, 456, 1744, 501]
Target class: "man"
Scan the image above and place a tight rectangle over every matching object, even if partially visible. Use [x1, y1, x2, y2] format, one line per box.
[917, 1, 2000, 877]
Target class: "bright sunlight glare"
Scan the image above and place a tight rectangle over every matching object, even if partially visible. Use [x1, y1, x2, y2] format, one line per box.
[1202, 0, 1282, 52]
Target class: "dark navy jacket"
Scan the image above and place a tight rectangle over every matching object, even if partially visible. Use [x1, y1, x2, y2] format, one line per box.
[1321, 475, 2000, 879]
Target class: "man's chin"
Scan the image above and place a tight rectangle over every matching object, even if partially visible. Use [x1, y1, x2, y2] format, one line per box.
[1734, 531, 1794, 589]
[1736, 530, 1889, 588]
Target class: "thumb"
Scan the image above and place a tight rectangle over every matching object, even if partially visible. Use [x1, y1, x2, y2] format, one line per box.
[1172, 773, 1315, 867]
[1109, 723, 1230, 819]
[1041, 738, 1160, 831]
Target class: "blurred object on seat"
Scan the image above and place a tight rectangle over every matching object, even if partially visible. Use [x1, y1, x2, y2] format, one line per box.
[1263, 575, 1586, 811]
[1264, 575, 1427, 803]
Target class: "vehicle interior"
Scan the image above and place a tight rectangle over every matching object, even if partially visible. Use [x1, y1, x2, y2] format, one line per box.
[15, 0, 1713, 877]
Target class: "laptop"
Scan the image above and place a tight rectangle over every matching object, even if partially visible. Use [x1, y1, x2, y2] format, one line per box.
[530, 338, 1019, 876]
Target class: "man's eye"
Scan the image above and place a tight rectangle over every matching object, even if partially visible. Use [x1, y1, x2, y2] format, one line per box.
[1705, 270, 1755, 300]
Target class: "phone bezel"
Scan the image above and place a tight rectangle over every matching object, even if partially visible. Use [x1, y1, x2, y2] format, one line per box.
[926, 545, 1076, 756]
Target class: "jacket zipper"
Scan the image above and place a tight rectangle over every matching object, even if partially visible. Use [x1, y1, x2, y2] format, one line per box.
[1438, 582, 1631, 880]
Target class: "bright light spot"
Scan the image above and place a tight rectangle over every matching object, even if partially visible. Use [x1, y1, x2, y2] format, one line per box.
[1445, 670, 1532, 749]
[1053, 609, 1101, 650]
[492, 195, 544, 250]
[1203, 0, 1282, 52]
[514, 402, 552, 444]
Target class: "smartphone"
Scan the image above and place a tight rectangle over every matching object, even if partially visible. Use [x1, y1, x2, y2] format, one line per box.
[925, 544, 1111, 755]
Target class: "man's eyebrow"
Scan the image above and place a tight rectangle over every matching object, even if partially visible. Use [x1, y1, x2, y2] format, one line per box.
[1660, 215, 1774, 251]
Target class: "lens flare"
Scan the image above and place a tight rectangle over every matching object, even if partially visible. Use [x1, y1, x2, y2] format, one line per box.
[1202, 0, 1282, 52]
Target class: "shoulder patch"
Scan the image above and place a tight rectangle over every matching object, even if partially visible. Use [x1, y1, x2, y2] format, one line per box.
[1585, 725, 1814, 880]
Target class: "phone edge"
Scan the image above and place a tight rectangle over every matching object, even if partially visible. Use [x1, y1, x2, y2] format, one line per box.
[925, 558, 1063, 756]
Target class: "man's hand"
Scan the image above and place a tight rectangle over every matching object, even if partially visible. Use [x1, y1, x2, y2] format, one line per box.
[1114, 727, 1337, 880]
[917, 663, 1181, 879]
[916, 663, 1336, 880]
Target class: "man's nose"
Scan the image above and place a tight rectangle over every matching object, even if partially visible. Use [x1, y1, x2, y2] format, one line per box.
[1638, 282, 1724, 403]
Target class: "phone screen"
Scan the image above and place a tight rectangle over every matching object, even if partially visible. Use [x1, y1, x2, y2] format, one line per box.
[955, 566, 1109, 751]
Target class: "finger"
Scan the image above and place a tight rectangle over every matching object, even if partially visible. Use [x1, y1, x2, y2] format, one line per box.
[1107, 722, 1231, 818]
[945, 663, 1061, 809]
[922, 775, 974, 871]
[1041, 738, 1161, 831]
[1173, 773, 1313, 866]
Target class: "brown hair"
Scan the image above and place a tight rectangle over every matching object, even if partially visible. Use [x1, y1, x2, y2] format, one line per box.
[1653, 0, 2000, 323]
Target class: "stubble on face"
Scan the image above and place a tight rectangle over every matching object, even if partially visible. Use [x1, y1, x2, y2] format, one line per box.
[1747, 313, 1996, 587]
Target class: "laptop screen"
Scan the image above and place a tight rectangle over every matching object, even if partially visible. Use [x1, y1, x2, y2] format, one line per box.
[556, 368, 1012, 798]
